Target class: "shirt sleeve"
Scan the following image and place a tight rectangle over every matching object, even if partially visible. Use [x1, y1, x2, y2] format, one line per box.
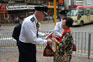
[38, 32, 45, 37]
[23, 21, 47, 44]
[54, 22, 62, 37]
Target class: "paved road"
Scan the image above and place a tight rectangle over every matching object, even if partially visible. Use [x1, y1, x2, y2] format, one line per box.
[39, 22, 93, 32]
[0, 21, 93, 32]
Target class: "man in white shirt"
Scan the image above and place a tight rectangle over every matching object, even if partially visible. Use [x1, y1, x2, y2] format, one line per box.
[54, 10, 68, 38]
[19, 6, 53, 62]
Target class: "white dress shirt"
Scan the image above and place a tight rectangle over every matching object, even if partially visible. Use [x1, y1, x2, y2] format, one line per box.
[54, 19, 64, 37]
[19, 15, 47, 44]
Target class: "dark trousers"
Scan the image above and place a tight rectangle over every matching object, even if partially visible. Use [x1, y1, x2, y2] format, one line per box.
[18, 41, 36, 62]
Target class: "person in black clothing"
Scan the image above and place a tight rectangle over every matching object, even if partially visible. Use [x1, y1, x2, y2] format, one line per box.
[12, 16, 25, 45]
[12, 15, 25, 62]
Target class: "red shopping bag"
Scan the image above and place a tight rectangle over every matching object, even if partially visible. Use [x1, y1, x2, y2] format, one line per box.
[72, 44, 76, 51]
[43, 44, 54, 57]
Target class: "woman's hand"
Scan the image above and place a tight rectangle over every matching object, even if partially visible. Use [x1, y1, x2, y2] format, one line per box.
[52, 34, 59, 39]
[52, 37, 62, 47]
[52, 37, 59, 43]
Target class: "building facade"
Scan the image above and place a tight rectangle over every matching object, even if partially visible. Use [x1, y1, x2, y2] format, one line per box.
[0, 0, 76, 24]
[0, 0, 45, 23]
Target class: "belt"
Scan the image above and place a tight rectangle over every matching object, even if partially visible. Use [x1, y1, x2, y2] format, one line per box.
[19, 41, 35, 45]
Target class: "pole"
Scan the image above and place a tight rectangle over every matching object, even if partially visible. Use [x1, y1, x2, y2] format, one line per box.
[88, 32, 91, 59]
[0, 15, 1, 27]
[54, 0, 57, 25]
[54, 0, 57, 51]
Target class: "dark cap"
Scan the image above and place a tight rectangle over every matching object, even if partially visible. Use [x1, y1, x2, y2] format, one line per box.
[59, 10, 68, 15]
[19, 15, 25, 19]
[35, 5, 48, 16]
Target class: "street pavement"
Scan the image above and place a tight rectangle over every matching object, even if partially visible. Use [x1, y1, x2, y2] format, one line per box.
[0, 48, 93, 62]
[0, 21, 93, 62]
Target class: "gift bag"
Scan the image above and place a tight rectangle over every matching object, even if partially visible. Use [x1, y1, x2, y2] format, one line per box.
[72, 44, 76, 51]
[43, 44, 54, 57]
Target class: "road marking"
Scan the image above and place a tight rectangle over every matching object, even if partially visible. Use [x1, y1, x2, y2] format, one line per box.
[0, 37, 16, 41]
[0, 46, 18, 48]
[78, 50, 93, 53]
[0, 46, 93, 54]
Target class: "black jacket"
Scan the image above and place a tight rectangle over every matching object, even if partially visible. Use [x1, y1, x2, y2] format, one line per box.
[12, 24, 21, 42]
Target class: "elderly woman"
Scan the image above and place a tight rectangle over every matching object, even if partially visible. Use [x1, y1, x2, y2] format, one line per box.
[53, 17, 74, 62]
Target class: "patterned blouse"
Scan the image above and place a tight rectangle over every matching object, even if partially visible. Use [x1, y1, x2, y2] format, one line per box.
[54, 32, 74, 62]
[61, 32, 73, 54]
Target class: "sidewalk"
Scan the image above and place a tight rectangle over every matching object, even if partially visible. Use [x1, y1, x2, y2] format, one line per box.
[0, 48, 93, 62]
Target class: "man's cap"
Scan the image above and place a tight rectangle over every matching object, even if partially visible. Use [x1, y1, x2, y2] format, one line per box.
[34, 5, 49, 16]
[59, 10, 68, 15]
[19, 15, 25, 19]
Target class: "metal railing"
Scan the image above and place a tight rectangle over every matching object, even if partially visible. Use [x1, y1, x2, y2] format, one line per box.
[0, 31, 93, 59]
[72, 32, 93, 58]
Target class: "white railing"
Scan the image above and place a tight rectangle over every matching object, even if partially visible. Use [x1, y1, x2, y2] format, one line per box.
[0, 31, 93, 58]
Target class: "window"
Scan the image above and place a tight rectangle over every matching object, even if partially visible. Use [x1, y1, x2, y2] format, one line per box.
[67, 9, 78, 16]
[90, 8, 93, 15]
[79, 9, 89, 15]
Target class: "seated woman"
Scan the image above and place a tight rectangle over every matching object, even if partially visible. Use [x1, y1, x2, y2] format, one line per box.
[53, 17, 74, 62]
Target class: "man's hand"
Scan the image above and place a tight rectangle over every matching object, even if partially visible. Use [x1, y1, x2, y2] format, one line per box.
[44, 33, 50, 36]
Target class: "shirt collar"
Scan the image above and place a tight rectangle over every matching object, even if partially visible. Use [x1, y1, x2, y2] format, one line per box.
[33, 14, 38, 23]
